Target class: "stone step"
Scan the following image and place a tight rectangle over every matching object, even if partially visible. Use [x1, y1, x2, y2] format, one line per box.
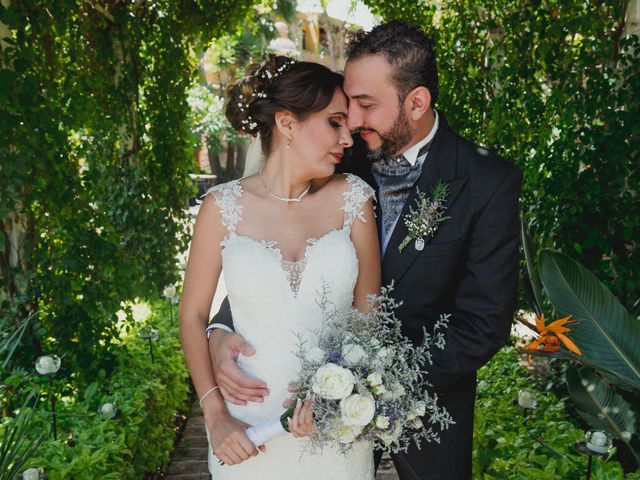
[184, 423, 207, 436]
[167, 459, 209, 475]
[174, 446, 209, 460]
[179, 435, 209, 448]
[189, 414, 205, 425]
[165, 474, 211, 480]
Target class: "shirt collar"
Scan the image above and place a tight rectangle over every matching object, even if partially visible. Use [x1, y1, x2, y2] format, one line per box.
[402, 110, 439, 166]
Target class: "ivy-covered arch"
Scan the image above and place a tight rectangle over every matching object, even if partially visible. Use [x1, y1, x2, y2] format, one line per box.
[0, 0, 257, 375]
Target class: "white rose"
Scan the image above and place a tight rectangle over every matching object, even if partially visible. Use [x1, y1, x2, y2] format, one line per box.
[334, 423, 363, 444]
[366, 371, 383, 387]
[413, 401, 426, 417]
[378, 432, 395, 445]
[377, 421, 402, 445]
[375, 415, 390, 429]
[372, 384, 387, 396]
[410, 418, 423, 429]
[307, 346, 326, 364]
[375, 347, 393, 367]
[380, 390, 394, 402]
[311, 363, 355, 400]
[340, 393, 376, 426]
[342, 343, 367, 366]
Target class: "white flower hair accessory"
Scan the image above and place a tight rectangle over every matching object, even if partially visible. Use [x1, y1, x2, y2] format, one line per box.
[238, 58, 297, 135]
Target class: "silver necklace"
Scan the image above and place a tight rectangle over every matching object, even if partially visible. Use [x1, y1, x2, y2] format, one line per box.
[260, 170, 311, 203]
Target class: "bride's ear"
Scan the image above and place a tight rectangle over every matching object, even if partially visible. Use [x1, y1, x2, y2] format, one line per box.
[274, 111, 298, 139]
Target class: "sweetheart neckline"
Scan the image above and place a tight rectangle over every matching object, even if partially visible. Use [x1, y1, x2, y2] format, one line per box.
[222, 228, 353, 298]
[227, 228, 347, 264]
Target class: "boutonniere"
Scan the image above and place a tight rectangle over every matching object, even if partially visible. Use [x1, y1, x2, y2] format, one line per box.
[398, 180, 451, 252]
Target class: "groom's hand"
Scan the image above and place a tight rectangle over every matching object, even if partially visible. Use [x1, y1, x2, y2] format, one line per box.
[209, 329, 269, 405]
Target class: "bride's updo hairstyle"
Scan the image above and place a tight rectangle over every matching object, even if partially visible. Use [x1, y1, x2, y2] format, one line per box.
[226, 54, 344, 155]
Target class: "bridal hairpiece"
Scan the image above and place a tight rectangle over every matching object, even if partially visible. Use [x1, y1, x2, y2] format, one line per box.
[238, 58, 297, 134]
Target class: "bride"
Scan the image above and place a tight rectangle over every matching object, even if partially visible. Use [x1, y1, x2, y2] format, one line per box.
[179, 55, 381, 479]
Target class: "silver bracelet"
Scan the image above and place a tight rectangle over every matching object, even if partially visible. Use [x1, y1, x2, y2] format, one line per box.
[199, 385, 220, 407]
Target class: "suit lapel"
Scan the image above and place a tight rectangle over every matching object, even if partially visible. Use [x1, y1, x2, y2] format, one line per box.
[382, 116, 466, 283]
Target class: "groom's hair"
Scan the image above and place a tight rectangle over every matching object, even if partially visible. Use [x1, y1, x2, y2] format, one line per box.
[346, 20, 438, 107]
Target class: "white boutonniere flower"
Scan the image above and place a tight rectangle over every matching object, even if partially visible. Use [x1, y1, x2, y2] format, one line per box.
[398, 181, 451, 252]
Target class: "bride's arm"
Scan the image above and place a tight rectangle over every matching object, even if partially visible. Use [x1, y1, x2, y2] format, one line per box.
[350, 197, 381, 312]
[179, 194, 260, 464]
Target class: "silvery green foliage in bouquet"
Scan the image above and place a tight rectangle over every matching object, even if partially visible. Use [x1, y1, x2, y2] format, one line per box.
[245, 284, 454, 454]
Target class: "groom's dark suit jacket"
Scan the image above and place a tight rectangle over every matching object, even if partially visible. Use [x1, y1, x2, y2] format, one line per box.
[212, 113, 522, 479]
[341, 113, 522, 479]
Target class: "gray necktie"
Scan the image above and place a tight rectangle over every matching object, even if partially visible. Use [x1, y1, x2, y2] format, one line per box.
[372, 142, 432, 237]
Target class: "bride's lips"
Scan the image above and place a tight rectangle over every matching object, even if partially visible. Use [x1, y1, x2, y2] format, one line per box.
[330, 153, 343, 164]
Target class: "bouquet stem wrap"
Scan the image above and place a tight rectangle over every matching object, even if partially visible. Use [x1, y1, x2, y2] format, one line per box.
[245, 402, 296, 447]
[245, 418, 287, 447]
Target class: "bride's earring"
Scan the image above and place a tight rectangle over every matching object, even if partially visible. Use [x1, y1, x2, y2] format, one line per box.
[286, 137, 292, 149]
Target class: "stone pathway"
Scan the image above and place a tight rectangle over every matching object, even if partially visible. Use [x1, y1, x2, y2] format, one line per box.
[166, 402, 209, 480]
[166, 401, 400, 479]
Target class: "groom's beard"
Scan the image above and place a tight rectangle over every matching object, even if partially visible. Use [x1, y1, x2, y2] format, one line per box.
[366, 109, 414, 162]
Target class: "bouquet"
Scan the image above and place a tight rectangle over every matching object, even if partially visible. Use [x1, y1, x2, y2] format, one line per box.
[246, 285, 453, 453]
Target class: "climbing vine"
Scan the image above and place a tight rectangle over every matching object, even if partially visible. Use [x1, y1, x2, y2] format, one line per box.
[363, 0, 639, 310]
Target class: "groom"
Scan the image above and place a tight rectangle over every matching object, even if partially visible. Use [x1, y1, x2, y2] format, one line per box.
[207, 20, 522, 479]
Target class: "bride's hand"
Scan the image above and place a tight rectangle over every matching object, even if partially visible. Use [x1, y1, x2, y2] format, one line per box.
[289, 396, 316, 438]
[207, 411, 265, 465]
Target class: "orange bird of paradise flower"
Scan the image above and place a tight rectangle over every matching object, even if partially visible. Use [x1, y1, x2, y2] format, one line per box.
[523, 313, 582, 356]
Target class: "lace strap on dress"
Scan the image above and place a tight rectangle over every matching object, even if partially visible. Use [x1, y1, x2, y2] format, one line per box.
[199, 180, 243, 234]
[341, 174, 375, 231]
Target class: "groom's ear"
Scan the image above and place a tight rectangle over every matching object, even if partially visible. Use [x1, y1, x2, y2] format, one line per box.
[274, 111, 298, 136]
[407, 86, 432, 121]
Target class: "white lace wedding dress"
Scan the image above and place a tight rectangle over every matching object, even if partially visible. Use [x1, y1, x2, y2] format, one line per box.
[203, 174, 375, 480]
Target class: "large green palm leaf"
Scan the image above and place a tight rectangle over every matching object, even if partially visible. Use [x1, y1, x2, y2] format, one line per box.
[566, 366, 638, 466]
[540, 250, 640, 391]
[520, 217, 544, 317]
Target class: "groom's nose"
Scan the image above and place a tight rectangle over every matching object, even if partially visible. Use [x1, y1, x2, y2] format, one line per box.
[347, 103, 363, 131]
